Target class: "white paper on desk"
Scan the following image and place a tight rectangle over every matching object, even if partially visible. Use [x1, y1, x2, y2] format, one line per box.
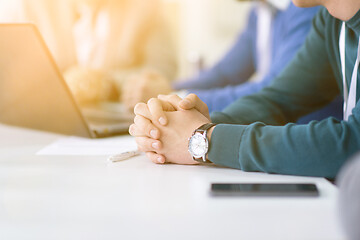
[37, 136, 137, 156]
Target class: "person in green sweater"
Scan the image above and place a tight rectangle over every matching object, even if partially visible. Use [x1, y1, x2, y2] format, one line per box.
[129, 0, 360, 179]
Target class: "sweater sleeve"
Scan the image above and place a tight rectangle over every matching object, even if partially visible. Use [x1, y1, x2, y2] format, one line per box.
[178, 4, 319, 112]
[208, 8, 358, 179]
[173, 8, 256, 90]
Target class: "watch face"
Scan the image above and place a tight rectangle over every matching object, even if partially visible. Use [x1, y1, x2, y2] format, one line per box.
[189, 132, 208, 158]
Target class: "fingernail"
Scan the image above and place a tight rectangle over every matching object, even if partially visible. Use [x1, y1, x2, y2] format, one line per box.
[159, 117, 166, 125]
[157, 157, 163, 163]
[150, 129, 157, 138]
[152, 142, 160, 149]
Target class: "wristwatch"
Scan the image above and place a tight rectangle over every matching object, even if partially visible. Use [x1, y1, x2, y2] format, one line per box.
[188, 123, 217, 163]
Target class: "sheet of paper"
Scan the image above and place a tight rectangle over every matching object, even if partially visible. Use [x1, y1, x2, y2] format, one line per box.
[37, 136, 137, 156]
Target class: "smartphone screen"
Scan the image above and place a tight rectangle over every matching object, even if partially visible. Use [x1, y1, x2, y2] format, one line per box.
[211, 183, 319, 197]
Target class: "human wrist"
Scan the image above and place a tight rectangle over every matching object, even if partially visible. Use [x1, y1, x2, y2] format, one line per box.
[207, 125, 216, 142]
[205, 125, 216, 161]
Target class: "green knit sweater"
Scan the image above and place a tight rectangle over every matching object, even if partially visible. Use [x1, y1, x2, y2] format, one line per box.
[209, 7, 360, 179]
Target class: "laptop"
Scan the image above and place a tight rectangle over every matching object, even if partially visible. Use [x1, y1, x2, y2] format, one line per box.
[0, 24, 133, 138]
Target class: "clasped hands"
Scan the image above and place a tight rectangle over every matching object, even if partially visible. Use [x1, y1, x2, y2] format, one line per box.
[129, 94, 212, 164]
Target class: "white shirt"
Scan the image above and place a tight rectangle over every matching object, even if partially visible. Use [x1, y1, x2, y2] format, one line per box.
[254, 0, 291, 83]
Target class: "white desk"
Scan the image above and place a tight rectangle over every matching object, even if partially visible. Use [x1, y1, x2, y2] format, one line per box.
[0, 124, 345, 240]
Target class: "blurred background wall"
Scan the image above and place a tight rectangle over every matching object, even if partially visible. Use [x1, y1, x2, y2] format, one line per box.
[162, 0, 251, 79]
[0, 0, 251, 81]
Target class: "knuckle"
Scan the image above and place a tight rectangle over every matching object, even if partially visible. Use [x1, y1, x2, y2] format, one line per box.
[145, 123, 154, 134]
[134, 116, 151, 132]
[133, 115, 141, 124]
[188, 93, 198, 101]
[169, 94, 178, 100]
[158, 94, 169, 101]
[147, 97, 157, 105]
[134, 102, 146, 114]
[128, 124, 136, 135]
[160, 94, 171, 100]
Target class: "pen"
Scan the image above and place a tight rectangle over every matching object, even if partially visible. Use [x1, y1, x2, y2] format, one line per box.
[108, 150, 142, 163]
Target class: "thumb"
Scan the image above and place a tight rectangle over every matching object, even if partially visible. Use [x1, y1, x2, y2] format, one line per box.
[179, 98, 194, 110]
[179, 94, 210, 121]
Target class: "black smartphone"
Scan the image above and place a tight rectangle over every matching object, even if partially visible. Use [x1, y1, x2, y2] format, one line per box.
[211, 183, 319, 197]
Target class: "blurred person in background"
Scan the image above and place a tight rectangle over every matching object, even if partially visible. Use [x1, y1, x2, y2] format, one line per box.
[337, 153, 360, 240]
[129, 0, 360, 179]
[124, 0, 342, 123]
[0, 0, 176, 105]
